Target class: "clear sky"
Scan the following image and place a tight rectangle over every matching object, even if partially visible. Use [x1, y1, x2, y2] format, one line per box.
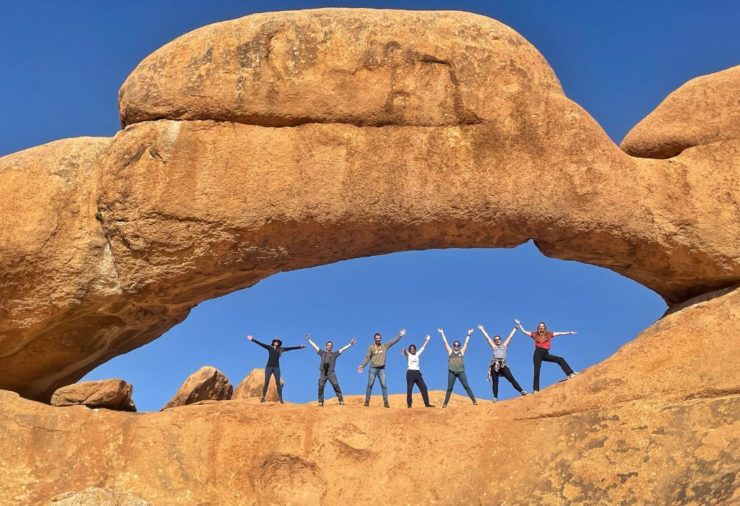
[2, 2, 737, 411]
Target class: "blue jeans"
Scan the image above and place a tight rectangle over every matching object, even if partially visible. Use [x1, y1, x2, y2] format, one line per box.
[365, 366, 388, 402]
[443, 370, 476, 405]
[262, 366, 283, 399]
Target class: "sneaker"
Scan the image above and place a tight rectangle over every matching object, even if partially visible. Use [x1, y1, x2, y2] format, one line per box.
[520, 390, 529, 396]
[383, 402, 390, 408]
[363, 400, 370, 407]
[425, 404, 435, 408]
[279, 398, 284, 404]
[568, 372, 579, 378]
[442, 404, 448, 408]
[318, 401, 324, 407]
[492, 398, 498, 403]
[472, 400, 478, 405]
[260, 398, 266, 403]
[338, 400, 344, 406]
[407, 405, 412, 409]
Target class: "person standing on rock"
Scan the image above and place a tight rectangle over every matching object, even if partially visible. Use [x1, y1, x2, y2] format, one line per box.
[246, 335, 306, 403]
[439, 328, 478, 407]
[478, 324, 528, 401]
[402, 334, 435, 408]
[514, 319, 578, 392]
[306, 334, 357, 406]
[358, 329, 406, 407]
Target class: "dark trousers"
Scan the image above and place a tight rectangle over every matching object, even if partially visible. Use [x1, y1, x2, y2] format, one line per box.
[262, 366, 283, 399]
[491, 365, 524, 398]
[444, 370, 476, 405]
[318, 371, 343, 402]
[406, 370, 430, 407]
[533, 347, 574, 391]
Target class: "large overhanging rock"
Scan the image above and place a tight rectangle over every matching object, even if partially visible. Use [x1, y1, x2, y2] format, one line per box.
[621, 65, 740, 159]
[1, 288, 737, 504]
[0, 9, 738, 402]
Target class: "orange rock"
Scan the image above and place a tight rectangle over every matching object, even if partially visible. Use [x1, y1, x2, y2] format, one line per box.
[50, 379, 136, 412]
[621, 65, 740, 158]
[234, 368, 284, 402]
[0, 288, 737, 504]
[161, 366, 233, 409]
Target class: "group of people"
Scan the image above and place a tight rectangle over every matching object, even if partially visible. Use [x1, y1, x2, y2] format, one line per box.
[246, 319, 578, 408]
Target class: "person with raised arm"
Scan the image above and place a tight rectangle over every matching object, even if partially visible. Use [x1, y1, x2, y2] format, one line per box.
[246, 335, 306, 403]
[401, 334, 435, 408]
[358, 329, 406, 408]
[438, 328, 478, 408]
[514, 319, 578, 392]
[478, 324, 528, 402]
[306, 334, 356, 406]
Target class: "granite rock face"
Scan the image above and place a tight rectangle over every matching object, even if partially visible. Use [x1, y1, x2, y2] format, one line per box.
[161, 366, 233, 410]
[621, 65, 740, 158]
[50, 379, 136, 412]
[1, 10, 738, 403]
[0, 289, 737, 505]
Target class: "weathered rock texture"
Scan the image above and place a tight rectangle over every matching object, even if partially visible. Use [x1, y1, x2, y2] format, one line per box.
[622, 65, 740, 158]
[0, 288, 738, 505]
[234, 367, 284, 402]
[161, 365, 233, 410]
[50, 379, 136, 412]
[0, 8, 737, 422]
[50, 487, 149, 506]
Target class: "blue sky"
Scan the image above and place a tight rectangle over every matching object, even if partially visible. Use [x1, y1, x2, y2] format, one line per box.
[2, 2, 737, 410]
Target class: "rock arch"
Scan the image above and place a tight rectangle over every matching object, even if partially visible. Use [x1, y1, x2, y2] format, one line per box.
[0, 9, 738, 401]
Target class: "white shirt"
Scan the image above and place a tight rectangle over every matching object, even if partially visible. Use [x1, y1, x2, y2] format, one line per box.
[406, 347, 425, 370]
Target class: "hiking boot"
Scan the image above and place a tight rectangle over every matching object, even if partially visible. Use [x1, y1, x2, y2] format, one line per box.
[363, 399, 370, 407]
[383, 401, 390, 408]
[338, 400, 344, 406]
[260, 397, 266, 403]
[425, 404, 435, 408]
[318, 401, 324, 407]
[472, 400, 478, 405]
[279, 398, 284, 404]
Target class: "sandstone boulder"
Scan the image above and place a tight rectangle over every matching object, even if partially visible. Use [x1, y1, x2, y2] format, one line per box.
[621, 65, 740, 158]
[50, 379, 136, 412]
[162, 365, 233, 409]
[234, 368, 284, 401]
[119, 9, 562, 128]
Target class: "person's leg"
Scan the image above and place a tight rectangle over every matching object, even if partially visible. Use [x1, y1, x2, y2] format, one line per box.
[378, 368, 389, 407]
[274, 367, 283, 402]
[365, 367, 378, 405]
[417, 373, 432, 406]
[458, 371, 477, 403]
[491, 366, 500, 399]
[501, 366, 525, 394]
[443, 370, 456, 406]
[542, 351, 574, 376]
[262, 367, 274, 399]
[406, 371, 414, 407]
[318, 373, 327, 404]
[328, 372, 343, 403]
[533, 349, 544, 392]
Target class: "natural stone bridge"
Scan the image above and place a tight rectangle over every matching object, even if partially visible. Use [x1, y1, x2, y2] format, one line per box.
[0, 9, 738, 505]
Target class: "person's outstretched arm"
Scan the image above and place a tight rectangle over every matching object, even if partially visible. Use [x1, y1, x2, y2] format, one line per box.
[401, 347, 408, 357]
[438, 328, 452, 355]
[339, 338, 357, 354]
[461, 329, 474, 354]
[247, 335, 270, 350]
[553, 330, 577, 337]
[514, 319, 532, 337]
[305, 334, 320, 352]
[418, 334, 431, 355]
[281, 344, 307, 352]
[478, 325, 495, 349]
[503, 326, 517, 347]
[385, 329, 406, 348]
